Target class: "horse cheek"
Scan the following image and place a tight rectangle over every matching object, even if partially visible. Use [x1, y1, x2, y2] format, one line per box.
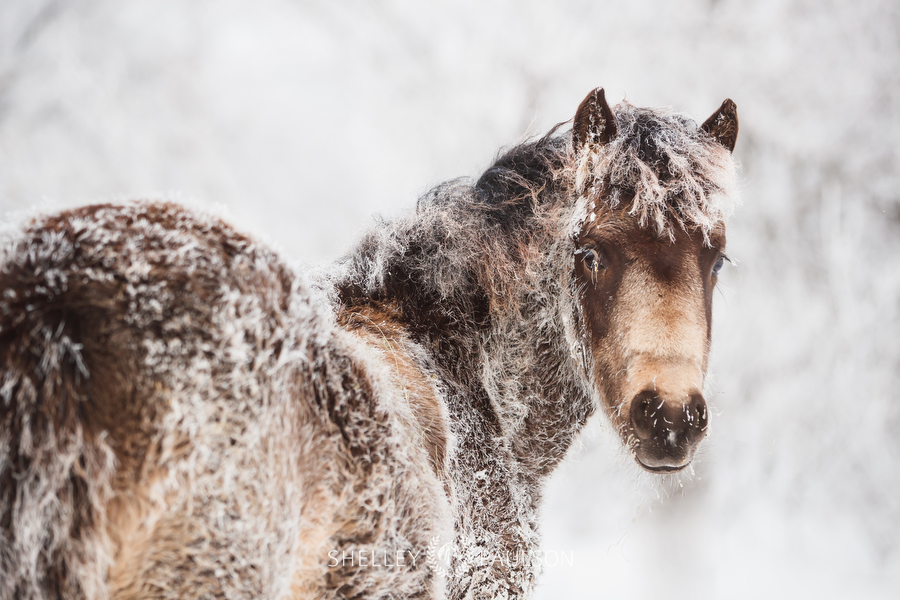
[577, 270, 626, 421]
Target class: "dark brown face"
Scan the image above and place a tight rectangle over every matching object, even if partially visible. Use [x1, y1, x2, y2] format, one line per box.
[575, 208, 727, 472]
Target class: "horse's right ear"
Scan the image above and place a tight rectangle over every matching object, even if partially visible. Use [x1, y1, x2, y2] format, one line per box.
[573, 87, 618, 150]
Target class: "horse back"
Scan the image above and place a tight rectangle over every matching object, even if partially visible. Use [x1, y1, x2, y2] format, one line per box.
[0, 201, 448, 599]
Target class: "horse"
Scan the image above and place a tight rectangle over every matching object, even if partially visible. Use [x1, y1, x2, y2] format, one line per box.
[0, 88, 738, 599]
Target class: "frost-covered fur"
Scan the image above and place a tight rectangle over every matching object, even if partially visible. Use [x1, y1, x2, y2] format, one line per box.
[0, 98, 736, 599]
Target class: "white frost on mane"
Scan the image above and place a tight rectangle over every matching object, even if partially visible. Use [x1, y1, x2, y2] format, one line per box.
[575, 102, 739, 243]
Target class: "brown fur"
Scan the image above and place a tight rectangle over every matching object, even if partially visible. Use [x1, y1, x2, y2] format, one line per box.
[338, 303, 449, 479]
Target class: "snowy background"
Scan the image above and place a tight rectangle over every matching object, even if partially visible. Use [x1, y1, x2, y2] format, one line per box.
[1, 0, 898, 598]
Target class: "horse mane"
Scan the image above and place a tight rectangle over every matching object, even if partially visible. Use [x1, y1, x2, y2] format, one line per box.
[335, 131, 571, 337]
[576, 102, 738, 242]
[473, 124, 570, 223]
[336, 101, 737, 334]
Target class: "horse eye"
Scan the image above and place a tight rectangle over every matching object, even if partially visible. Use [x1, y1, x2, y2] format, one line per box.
[582, 248, 605, 273]
[712, 256, 726, 276]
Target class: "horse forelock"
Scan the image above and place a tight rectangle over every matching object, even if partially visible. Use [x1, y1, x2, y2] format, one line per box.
[574, 102, 738, 244]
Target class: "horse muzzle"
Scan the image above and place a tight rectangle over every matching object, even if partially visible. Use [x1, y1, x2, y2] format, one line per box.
[628, 389, 708, 472]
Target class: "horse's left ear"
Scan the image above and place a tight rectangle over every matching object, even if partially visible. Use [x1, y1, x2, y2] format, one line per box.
[701, 99, 739, 152]
[573, 87, 618, 149]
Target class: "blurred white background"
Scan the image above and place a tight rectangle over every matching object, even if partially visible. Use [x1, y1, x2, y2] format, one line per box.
[1, 1, 898, 598]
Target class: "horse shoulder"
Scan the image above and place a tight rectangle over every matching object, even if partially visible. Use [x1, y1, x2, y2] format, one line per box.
[336, 302, 450, 480]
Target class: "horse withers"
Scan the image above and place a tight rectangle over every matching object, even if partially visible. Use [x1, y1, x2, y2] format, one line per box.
[0, 88, 738, 599]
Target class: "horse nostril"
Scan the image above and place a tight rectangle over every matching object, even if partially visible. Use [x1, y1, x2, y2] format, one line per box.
[629, 390, 660, 441]
[688, 393, 708, 435]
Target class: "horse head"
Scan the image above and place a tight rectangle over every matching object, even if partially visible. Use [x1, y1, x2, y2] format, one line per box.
[571, 88, 738, 472]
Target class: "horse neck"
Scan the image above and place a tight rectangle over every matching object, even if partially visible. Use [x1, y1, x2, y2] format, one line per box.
[478, 248, 596, 480]
[334, 196, 595, 483]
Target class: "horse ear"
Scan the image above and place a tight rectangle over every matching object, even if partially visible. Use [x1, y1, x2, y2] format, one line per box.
[573, 87, 618, 149]
[701, 99, 739, 153]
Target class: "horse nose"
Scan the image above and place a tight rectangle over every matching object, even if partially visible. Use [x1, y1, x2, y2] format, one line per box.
[630, 390, 708, 444]
[629, 390, 708, 471]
